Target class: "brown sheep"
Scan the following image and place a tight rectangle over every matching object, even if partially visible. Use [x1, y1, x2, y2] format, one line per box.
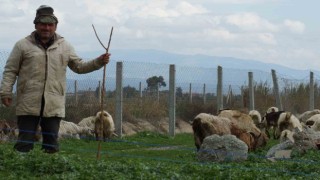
[0, 120, 11, 143]
[192, 110, 268, 151]
[218, 110, 269, 150]
[191, 113, 231, 150]
[0, 120, 11, 135]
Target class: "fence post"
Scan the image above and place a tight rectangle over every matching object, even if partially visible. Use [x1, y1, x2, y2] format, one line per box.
[115, 62, 123, 137]
[203, 83, 206, 104]
[189, 83, 192, 104]
[169, 64, 176, 137]
[217, 66, 223, 112]
[248, 72, 254, 110]
[271, 69, 283, 111]
[74, 80, 78, 106]
[139, 81, 143, 98]
[309, 71, 314, 110]
[156, 83, 159, 103]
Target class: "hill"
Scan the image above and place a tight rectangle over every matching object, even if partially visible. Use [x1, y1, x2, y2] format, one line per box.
[79, 49, 317, 80]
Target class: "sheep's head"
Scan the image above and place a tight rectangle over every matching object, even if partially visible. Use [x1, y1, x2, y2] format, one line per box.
[280, 130, 295, 143]
[253, 131, 268, 148]
[276, 112, 303, 139]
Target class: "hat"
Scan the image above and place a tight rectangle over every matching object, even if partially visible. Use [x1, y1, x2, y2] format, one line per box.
[33, 5, 58, 24]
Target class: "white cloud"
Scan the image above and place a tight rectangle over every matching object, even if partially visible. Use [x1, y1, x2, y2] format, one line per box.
[283, 19, 305, 34]
[175, 1, 208, 16]
[187, 0, 280, 4]
[203, 28, 236, 41]
[225, 12, 278, 32]
[0, 0, 319, 70]
[257, 33, 277, 45]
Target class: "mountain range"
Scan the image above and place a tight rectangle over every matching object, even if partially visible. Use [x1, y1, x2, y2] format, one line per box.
[0, 49, 316, 94]
[79, 49, 316, 80]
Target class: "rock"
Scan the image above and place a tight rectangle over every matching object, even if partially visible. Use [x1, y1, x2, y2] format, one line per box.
[266, 127, 318, 158]
[197, 134, 248, 162]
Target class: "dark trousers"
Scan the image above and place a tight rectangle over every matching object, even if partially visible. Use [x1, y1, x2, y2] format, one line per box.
[14, 116, 61, 153]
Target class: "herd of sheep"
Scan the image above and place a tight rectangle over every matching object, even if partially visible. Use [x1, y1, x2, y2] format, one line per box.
[190, 107, 320, 152]
[1, 107, 320, 156]
[0, 110, 115, 143]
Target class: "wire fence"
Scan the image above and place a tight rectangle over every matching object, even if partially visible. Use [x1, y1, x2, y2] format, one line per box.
[1, 49, 320, 122]
[1, 49, 320, 178]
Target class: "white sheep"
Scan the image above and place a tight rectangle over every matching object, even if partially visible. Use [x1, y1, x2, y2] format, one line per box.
[280, 129, 295, 143]
[266, 107, 279, 114]
[78, 116, 96, 130]
[59, 120, 94, 140]
[95, 110, 115, 141]
[249, 110, 262, 125]
[306, 114, 320, 131]
[298, 109, 320, 124]
[275, 112, 303, 139]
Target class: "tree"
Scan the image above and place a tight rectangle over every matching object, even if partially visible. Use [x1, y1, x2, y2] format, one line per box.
[123, 85, 138, 98]
[176, 87, 183, 98]
[146, 76, 166, 92]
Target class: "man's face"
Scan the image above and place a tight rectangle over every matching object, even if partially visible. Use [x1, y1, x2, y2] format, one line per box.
[35, 23, 57, 40]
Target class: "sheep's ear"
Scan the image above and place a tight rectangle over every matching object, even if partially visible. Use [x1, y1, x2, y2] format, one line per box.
[249, 131, 257, 138]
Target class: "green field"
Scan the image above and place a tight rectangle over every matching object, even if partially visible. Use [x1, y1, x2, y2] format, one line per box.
[1, 132, 319, 179]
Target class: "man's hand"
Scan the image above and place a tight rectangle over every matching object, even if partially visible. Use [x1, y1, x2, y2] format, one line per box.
[1, 97, 12, 107]
[98, 53, 111, 64]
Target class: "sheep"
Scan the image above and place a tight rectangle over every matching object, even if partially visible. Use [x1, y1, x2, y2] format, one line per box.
[192, 110, 268, 151]
[0, 120, 11, 135]
[0, 120, 11, 143]
[58, 120, 94, 140]
[306, 114, 320, 131]
[191, 113, 231, 150]
[266, 107, 279, 114]
[298, 109, 320, 124]
[262, 110, 285, 139]
[280, 129, 295, 143]
[78, 115, 96, 130]
[275, 112, 303, 139]
[218, 110, 269, 150]
[95, 110, 115, 141]
[249, 110, 262, 125]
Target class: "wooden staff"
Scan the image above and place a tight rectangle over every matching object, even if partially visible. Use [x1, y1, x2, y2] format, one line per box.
[92, 25, 114, 160]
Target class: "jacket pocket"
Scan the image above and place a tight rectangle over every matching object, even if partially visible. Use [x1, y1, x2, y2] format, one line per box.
[60, 54, 69, 67]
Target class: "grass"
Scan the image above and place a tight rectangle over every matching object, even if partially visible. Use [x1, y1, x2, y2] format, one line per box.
[1, 132, 320, 179]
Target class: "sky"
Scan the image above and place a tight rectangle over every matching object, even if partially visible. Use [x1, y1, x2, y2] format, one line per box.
[0, 0, 319, 70]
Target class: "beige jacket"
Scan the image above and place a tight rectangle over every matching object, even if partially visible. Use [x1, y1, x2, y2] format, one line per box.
[0, 32, 104, 117]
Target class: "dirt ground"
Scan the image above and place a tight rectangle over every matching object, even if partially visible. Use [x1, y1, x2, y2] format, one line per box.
[122, 117, 193, 136]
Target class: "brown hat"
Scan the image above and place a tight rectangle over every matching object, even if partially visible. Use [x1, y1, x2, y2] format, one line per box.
[33, 5, 58, 24]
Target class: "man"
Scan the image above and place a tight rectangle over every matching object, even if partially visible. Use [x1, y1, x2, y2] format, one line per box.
[0, 5, 110, 153]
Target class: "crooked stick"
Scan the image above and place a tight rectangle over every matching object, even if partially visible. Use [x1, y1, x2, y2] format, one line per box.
[92, 24, 114, 160]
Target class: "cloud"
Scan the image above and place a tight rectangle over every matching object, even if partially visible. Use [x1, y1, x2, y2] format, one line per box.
[283, 19, 305, 34]
[187, 0, 280, 4]
[0, 0, 318, 70]
[225, 12, 278, 32]
[257, 33, 277, 45]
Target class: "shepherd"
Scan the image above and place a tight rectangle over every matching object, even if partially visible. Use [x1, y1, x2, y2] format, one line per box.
[0, 5, 111, 153]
